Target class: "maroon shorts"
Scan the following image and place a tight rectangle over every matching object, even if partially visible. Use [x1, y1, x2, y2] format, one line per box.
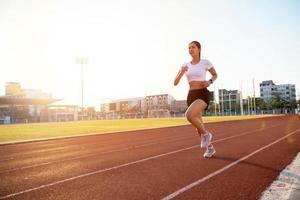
[187, 88, 210, 110]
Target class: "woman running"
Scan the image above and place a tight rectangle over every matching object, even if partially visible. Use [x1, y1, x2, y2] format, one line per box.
[174, 41, 218, 158]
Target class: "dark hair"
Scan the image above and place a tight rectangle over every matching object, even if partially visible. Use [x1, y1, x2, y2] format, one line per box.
[189, 41, 201, 58]
[190, 41, 201, 50]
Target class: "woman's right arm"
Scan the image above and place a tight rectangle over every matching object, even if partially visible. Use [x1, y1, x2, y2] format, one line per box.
[174, 66, 188, 86]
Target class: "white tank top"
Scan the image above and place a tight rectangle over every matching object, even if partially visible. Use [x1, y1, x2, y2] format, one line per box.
[183, 59, 213, 83]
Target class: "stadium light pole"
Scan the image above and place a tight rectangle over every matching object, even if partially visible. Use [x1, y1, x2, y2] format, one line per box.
[76, 57, 88, 111]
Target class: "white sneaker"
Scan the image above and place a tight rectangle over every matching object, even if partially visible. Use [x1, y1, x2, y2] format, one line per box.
[203, 144, 216, 158]
[200, 132, 212, 148]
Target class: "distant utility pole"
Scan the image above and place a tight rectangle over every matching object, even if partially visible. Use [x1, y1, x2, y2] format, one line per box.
[221, 89, 224, 116]
[214, 84, 217, 116]
[76, 57, 88, 110]
[229, 92, 232, 116]
[247, 96, 250, 115]
[217, 86, 221, 115]
[239, 81, 244, 115]
[250, 96, 253, 115]
[253, 78, 256, 114]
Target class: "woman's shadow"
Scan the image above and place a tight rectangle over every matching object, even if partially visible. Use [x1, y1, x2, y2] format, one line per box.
[211, 155, 280, 173]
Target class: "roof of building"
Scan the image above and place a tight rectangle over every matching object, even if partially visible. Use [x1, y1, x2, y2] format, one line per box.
[111, 97, 143, 102]
[260, 80, 275, 85]
[48, 105, 78, 108]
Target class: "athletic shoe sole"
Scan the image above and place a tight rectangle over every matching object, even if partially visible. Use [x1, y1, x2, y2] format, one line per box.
[203, 148, 216, 158]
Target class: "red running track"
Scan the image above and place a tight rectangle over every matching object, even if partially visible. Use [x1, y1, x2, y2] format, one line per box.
[0, 115, 299, 199]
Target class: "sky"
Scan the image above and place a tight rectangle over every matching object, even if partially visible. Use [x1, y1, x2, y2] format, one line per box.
[1, 0, 300, 108]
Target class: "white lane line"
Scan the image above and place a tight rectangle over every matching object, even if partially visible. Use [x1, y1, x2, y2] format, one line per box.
[161, 128, 300, 200]
[0, 136, 195, 174]
[0, 115, 282, 146]
[0, 131, 194, 162]
[0, 146, 81, 162]
[0, 125, 278, 174]
[0, 121, 284, 162]
[0, 125, 282, 199]
[0, 146, 198, 199]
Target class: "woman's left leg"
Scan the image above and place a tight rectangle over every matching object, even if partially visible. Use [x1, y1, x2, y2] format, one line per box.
[185, 99, 216, 157]
[185, 99, 208, 135]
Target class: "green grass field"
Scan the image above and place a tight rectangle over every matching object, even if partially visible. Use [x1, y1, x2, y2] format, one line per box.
[0, 115, 277, 143]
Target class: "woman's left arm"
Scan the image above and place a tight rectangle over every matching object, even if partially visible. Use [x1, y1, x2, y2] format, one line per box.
[208, 67, 218, 84]
[200, 67, 218, 88]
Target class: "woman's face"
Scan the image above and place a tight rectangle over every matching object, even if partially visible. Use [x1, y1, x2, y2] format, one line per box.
[189, 42, 200, 57]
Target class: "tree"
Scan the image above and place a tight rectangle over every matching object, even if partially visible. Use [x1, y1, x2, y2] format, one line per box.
[257, 99, 267, 111]
[271, 92, 285, 110]
[271, 99, 284, 109]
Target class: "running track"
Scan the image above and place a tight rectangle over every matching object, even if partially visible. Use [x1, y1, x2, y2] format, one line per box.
[0, 116, 299, 199]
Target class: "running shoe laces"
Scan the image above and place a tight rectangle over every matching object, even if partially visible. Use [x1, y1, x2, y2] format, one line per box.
[203, 144, 216, 158]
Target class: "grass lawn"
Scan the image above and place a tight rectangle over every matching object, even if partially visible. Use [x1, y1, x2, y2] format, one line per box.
[0, 115, 277, 143]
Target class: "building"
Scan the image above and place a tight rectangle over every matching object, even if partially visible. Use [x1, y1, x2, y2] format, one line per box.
[275, 84, 296, 103]
[0, 82, 60, 123]
[171, 100, 187, 116]
[99, 94, 176, 119]
[219, 89, 241, 115]
[260, 80, 296, 103]
[0, 82, 81, 123]
[99, 97, 144, 119]
[46, 105, 79, 122]
[5, 82, 21, 95]
[98, 92, 220, 118]
[145, 94, 175, 118]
